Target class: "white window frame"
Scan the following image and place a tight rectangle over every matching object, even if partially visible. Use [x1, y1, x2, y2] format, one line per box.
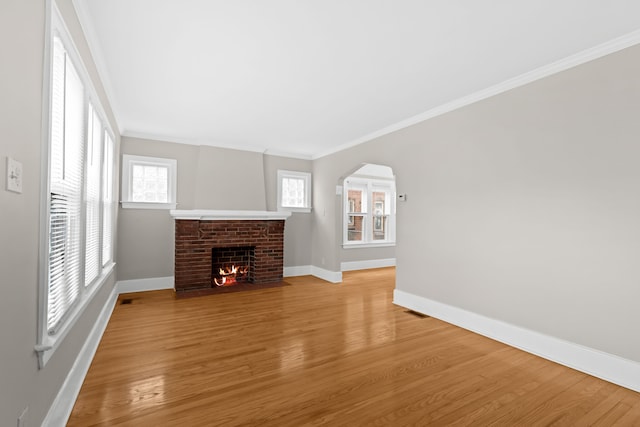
[121, 154, 177, 209]
[343, 177, 396, 248]
[277, 170, 312, 213]
[37, 3, 116, 368]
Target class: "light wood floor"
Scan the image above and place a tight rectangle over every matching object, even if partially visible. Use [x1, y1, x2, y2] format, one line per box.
[68, 268, 640, 426]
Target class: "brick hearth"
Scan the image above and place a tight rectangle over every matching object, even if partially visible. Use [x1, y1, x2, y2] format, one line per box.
[174, 218, 285, 292]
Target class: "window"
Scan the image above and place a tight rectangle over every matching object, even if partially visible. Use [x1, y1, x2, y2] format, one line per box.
[121, 154, 177, 209]
[343, 166, 396, 247]
[47, 35, 85, 333]
[38, 5, 116, 367]
[277, 170, 311, 212]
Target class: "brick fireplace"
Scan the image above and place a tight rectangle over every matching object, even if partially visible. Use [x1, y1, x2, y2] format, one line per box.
[171, 210, 291, 293]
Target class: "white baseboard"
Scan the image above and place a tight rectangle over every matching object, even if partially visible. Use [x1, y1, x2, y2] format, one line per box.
[393, 289, 640, 393]
[310, 266, 343, 283]
[42, 286, 119, 427]
[117, 276, 174, 293]
[284, 265, 343, 283]
[283, 265, 312, 277]
[341, 258, 396, 272]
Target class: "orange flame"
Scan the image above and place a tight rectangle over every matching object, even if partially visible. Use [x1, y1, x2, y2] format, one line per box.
[214, 265, 248, 286]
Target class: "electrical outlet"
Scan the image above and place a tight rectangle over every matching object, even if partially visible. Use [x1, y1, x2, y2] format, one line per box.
[6, 157, 23, 193]
[17, 406, 28, 427]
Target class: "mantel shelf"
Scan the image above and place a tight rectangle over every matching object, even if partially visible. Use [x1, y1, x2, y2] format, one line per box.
[170, 210, 292, 221]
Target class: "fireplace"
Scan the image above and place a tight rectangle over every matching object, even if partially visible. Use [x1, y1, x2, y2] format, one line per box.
[171, 210, 291, 293]
[212, 246, 254, 286]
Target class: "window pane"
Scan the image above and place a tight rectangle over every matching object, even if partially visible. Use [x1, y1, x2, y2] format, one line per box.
[102, 133, 114, 266]
[48, 38, 85, 333]
[85, 106, 102, 286]
[282, 177, 305, 207]
[347, 215, 364, 241]
[372, 215, 388, 240]
[347, 189, 364, 213]
[372, 191, 386, 215]
[131, 164, 169, 203]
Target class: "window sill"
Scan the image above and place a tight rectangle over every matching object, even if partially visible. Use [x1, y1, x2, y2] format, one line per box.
[278, 206, 312, 213]
[121, 201, 177, 210]
[36, 261, 116, 368]
[342, 242, 396, 249]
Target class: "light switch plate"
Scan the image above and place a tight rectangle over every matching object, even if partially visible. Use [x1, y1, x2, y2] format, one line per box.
[6, 157, 23, 193]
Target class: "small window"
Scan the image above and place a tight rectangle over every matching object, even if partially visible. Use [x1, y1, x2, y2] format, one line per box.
[277, 170, 311, 213]
[121, 154, 177, 209]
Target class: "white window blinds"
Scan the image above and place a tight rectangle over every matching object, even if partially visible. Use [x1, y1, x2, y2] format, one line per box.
[48, 36, 85, 333]
[102, 132, 114, 266]
[84, 104, 103, 286]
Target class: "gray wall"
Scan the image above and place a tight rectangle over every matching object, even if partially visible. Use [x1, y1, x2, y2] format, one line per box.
[263, 154, 313, 268]
[118, 138, 314, 280]
[312, 44, 640, 363]
[118, 137, 196, 280]
[0, 0, 120, 425]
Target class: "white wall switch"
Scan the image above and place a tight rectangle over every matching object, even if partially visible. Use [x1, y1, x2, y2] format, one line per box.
[6, 157, 23, 193]
[398, 193, 407, 202]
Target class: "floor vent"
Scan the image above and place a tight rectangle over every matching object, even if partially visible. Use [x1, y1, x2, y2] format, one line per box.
[120, 298, 133, 305]
[406, 310, 429, 318]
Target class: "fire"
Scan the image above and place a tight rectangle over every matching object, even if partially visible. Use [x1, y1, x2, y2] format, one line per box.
[214, 265, 248, 287]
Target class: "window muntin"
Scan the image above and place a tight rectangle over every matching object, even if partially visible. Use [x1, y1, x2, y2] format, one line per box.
[277, 170, 311, 212]
[121, 155, 177, 209]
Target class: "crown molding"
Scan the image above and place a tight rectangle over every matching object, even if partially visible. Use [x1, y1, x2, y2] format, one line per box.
[122, 131, 314, 160]
[312, 29, 640, 160]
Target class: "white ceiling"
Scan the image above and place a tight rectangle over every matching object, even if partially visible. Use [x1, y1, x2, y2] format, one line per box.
[73, 0, 640, 159]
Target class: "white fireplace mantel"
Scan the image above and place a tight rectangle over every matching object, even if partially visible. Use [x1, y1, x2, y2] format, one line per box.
[170, 209, 292, 221]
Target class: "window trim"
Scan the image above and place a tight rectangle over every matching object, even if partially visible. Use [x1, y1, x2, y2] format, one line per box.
[121, 154, 177, 209]
[37, 2, 116, 368]
[343, 176, 396, 247]
[277, 169, 312, 213]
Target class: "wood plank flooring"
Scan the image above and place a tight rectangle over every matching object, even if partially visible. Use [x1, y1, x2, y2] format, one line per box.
[68, 268, 640, 426]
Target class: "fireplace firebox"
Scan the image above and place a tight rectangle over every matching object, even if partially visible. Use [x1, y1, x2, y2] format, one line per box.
[212, 246, 254, 286]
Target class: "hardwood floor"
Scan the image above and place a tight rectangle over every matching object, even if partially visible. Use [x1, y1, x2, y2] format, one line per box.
[68, 268, 640, 426]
